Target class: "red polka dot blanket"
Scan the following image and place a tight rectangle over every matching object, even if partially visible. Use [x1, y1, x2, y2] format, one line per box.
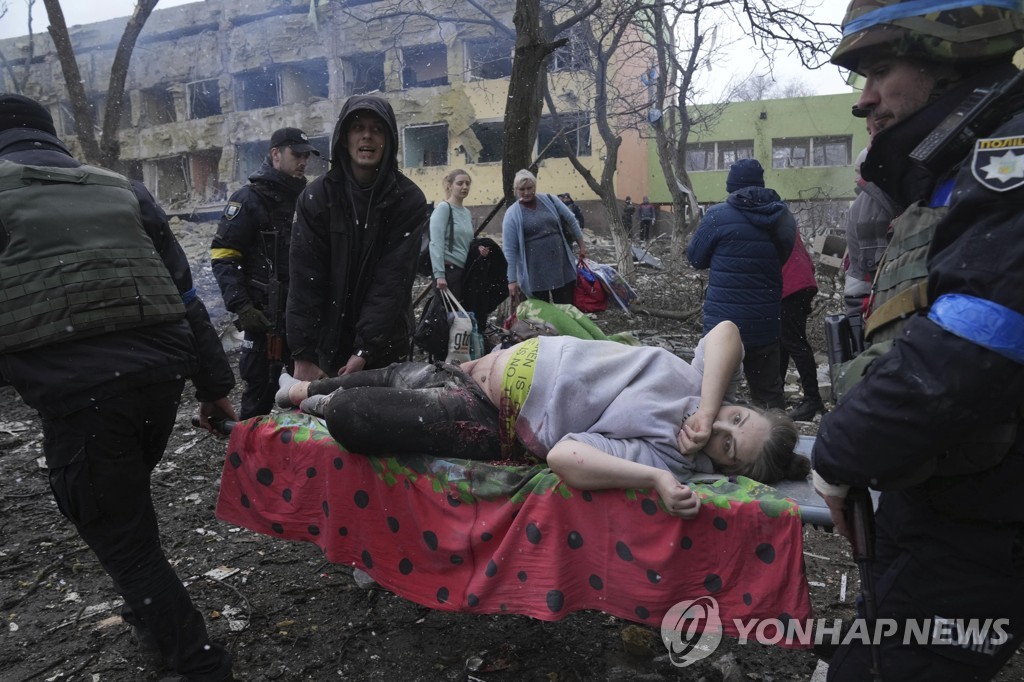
[215, 413, 812, 642]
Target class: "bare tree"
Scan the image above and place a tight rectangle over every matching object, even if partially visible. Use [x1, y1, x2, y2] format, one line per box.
[42, 0, 158, 166]
[731, 71, 814, 101]
[0, 0, 36, 94]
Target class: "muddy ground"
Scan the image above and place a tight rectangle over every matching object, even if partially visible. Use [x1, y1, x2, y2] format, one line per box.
[1, 222, 1020, 681]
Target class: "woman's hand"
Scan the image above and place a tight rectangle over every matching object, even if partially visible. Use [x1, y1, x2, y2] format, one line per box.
[436, 276, 448, 291]
[478, 245, 491, 258]
[508, 282, 520, 300]
[654, 471, 701, 518]
[677, 408, 715, 454]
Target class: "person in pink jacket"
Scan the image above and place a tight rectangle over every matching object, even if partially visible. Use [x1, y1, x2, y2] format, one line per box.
[780, 231, 823, 421]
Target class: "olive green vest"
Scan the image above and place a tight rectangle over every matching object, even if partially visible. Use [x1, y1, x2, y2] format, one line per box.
[0, 160, 185, 352]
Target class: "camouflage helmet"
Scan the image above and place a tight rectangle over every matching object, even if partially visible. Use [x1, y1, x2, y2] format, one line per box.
[832, 0, 1024, 72]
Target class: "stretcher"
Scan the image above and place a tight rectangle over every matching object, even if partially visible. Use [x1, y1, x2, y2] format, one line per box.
[215, 412, 814, 644]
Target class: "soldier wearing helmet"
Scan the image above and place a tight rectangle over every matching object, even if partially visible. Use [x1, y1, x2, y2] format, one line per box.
[812, 2, 1024, 680]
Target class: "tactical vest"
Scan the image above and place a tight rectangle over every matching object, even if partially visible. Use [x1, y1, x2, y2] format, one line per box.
[0, 160, 186, 352]
[846, 181, 896, 283]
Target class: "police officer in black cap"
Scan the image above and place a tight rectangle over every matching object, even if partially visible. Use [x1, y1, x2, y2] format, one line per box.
[211, 127, 319, 418]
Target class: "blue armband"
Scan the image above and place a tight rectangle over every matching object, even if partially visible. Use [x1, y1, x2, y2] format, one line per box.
[928, 294, 1024, 365]
[844, 1, 1020, 36]
[181, 287, 197, 304]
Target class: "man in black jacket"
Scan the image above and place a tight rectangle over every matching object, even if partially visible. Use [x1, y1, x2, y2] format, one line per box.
[811, 3, 1024, 680]
[0, 94, 236, 680]
[212, 127, 316, 417]
[287, 95, 427, 379]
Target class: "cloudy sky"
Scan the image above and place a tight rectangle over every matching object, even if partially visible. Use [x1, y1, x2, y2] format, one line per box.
[0, 0, 852, 96]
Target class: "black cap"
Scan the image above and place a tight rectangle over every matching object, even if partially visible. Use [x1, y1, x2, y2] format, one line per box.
[0, 93, 57, 136]
[270, 127, 320, 155]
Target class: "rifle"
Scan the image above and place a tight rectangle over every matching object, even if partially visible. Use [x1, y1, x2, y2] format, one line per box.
[823, 313, 883, 681]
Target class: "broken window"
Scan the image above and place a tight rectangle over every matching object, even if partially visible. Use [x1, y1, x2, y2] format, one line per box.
[550, 26, 591, 73]
[773, 136, 852, 169]
[139, 87, 177, 126]
[465, 37, 513, 81]
[143, 155, 189, 205]
[278, 60, 330, 105]
[718, 140, 755, 169]
[343, 53, 386, 96]
[686, 144, 715, 172]
[186, 79, 221, 119]
[189, 149, 223, 202]
[402, 44, 449, 89]
[537, 112, 591, 159]
[811, 136, 852, 167]
[235, 67, 279, 111]
[403, 124, 449, 168]
[234, 141, 270, 183]
[468, 121, 504, 164]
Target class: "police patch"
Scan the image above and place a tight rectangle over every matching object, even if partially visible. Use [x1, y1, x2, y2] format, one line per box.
[223, 202, 242, 219]
[971, 136, 1024, 192]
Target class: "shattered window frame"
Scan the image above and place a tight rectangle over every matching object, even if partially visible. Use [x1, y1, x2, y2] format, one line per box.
[468, 120, 504, 164]
[773, 136, 852, 169]
[138, 86, 177, 126]
[344, 52, 386, 96]
[812, 135, 852, 167]
[464, 36, 514, 81]
[685, 144, 715, 172]
[403, 123, 449, 168]
[550, 26, 591, 73]
[536, 112, 592, 160]
[401, 43, 450, 89]
[718, 140, 755, 169]
[186, 79, 221, 120]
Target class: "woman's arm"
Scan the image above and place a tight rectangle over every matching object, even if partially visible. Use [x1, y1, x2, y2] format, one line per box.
[547, 439, 701, 518]
[428, 202, 449, 284]
[678, 321, 743, 453]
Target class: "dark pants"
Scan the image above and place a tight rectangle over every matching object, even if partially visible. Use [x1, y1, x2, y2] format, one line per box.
[43, 381, 232, 681]
[742, 341, 786, 409]
[530, 280, 575, 305]
[827, 492, 1024, 681]
[239, 331, 290, 419]
[780, 287, 820, 401]
[310, 362, 501, 460]
[444, 262, 491, 331]
[639, 219, 653, 242]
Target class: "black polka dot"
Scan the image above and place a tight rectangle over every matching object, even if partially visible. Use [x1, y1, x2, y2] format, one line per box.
[308, 525, 319, 536]
[589, 574, 604, 590]
[743, 593, 752, 606]
[517, 571, 528, 582]
[256, 468, 274, 486]
[354, 490, 369, 508]
[485, 560, 498, 577]
[446, 494, 461, 507]
[271, 523, 284, 534]
[306, 467, 317, 478]
[450, 555, 464, 565]
[713, 517, 728, 531]
[387, 516, 400, 533]
[525, 523, 542, 544]
[646, 569, 661, 584]
[756, 543, 776, 564]
[567, 531, 583, 549]
[322, 501, 329, 517]
[437, 587, 449, 603]
[422, 531, 438, 551]
[399, 558, 413, 575]
[280, 430, 292, 444]
[338, 526, 348, 536]
[615, 541, 633, 562]
[704, 574, 723, 593]
[641, 499, 658, 516]
[361, 550, 373, 569]
[333, 457, 343, 470]
[635, 606, 650, 620]
[481, 532, 493, 542]
[680, 536, 693, 550]
[467, 594, 479, 607]
[582, 491, 593, 502]
[240, 494, 250, 508]
[546, 590, 565, 613]
[282, 488, 292, 503]
[229, 452, 242, 468]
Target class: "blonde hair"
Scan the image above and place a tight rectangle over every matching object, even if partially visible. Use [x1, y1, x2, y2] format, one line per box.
[513, 168, 537, 190]
[443, 168, 471, 198]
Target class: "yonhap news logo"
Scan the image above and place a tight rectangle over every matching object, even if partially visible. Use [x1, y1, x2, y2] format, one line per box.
[660, 596, 724, 667]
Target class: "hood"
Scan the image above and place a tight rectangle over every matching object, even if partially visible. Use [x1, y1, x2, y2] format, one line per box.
[328, 94, 400, 194]
[726, 186, 789, 229]
[248, 157, 306, 197]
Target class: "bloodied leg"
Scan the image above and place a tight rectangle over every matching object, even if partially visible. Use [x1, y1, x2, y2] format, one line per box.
[306, 363, 501, 460]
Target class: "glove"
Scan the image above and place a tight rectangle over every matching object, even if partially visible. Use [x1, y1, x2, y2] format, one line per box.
[236, 304, 272, 333]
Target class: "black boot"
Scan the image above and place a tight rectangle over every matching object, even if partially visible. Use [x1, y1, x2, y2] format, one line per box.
[787, 396, 825, 421]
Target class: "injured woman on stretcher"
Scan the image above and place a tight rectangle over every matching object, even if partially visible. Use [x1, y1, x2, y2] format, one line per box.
[275, 321, 810, 518]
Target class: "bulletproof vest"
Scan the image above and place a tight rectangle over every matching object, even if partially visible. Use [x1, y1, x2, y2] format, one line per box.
[846, 182, 895, 283]
[0, 160, 185, 352]
[862, 202, 943, 343]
